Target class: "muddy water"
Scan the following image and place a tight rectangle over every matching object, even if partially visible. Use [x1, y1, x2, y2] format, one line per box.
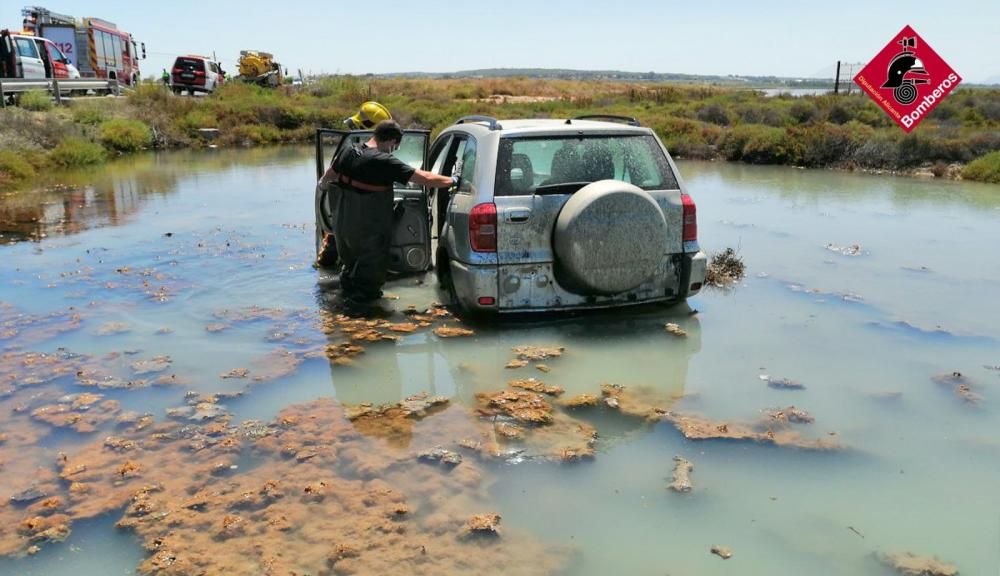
[1, 147, 998, 575]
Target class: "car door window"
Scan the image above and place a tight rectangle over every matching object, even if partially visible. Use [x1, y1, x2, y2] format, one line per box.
[427, 135, 453, 176]
[34, 40, 49, 62]
[16, 38, 39, 59]
[456, 138, 477, 194]
[48, 44, 68, 63]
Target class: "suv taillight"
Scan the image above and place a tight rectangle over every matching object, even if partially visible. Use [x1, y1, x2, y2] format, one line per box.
[469, 203, 497, 252]
[682, 193, 697, 243]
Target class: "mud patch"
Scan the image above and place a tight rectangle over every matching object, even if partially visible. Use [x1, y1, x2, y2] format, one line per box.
[664, 323, 687, 337]
[710, 545, 733, 560]
[433, 325, 474, 338]
[509, 378, 564, 397]
[878, 551, 958, 576]
[825, 243, 865, 257]
[760, 375, 805, 390]
[663, 410, 841, 450]
[0, 398, 573, 574]
[932, 371, 983, 405]
[669, 456, 694, 492]
[0, 304, 83, 347]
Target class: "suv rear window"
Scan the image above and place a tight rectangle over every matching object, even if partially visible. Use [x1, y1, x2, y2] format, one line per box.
[495, 135, 678, 196]
[174, 57, 205, 72]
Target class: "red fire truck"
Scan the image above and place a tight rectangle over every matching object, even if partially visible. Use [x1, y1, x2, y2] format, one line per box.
[20, 5, 145, 87]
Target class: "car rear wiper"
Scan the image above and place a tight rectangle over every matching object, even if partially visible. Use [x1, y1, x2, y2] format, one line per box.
[533, 182, 591, 195]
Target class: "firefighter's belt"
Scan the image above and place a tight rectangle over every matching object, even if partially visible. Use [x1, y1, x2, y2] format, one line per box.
[329, 171, 392, 193]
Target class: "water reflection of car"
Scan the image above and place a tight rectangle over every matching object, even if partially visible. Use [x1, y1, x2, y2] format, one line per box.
[324, 305, 702, 448]
[313, 115, 707, 316]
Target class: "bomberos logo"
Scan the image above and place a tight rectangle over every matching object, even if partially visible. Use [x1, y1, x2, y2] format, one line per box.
[854, 25, 961, 133]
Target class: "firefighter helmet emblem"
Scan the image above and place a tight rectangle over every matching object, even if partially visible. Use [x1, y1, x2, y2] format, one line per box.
[880, 36, 929, 105]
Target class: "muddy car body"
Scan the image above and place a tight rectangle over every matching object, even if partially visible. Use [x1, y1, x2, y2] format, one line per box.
[314, 116, 706, 315]
[434, 116, 706, 314]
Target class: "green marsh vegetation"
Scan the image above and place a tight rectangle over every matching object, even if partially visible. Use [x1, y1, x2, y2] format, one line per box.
[1, 76, 998, 190]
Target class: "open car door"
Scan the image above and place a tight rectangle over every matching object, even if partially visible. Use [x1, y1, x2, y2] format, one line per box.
[314, 128, 431, 274]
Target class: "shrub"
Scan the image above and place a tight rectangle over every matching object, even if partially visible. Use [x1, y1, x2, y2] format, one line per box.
[49, 138, 106, 167]
[962, 151, 1000, 183]
[965, 132, 1000, 158]
[176, 109, 219, 135]
[787, 122, 872, 167]
[19, 90, 53, 111]
[130, 83, 173, 107]
[0, 150, 37, 182]
[255, 104, 306, 129]
[719, 124, 799, 164]
[654, 118, 722, 159]
[826, 104, 851, 124]
[979, 99, 1000, 122]
[696, 103, 731, 126]
[741, 126, 797, 164]
[71, 106, 107, 126]
[0, 106, 80, 149]
[99, 119, 153, 152]
[789, 100, 818, 124]
[226, 124, 281, 145]
[894, 133, 969, 167]
[959, 108, 984, 126]
[719, 125, 752, 161]
[736, 104, 786, 127]
[852, 137, 898, 169]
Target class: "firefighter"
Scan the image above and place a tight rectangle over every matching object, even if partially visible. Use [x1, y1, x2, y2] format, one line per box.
[322, 120, 455, 313]
[343, 101, 392, 130]
[314, 100, 394, 271]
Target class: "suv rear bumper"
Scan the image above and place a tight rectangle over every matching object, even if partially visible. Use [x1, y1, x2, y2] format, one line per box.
[172, 83, 212, 92]
[450, 251, 707, 313]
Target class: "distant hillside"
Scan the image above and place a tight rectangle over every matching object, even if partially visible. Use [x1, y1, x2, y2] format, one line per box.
[376, 68, 834, 88]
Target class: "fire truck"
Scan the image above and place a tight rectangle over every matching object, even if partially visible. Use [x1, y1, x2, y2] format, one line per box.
[20, 5, 145, 87]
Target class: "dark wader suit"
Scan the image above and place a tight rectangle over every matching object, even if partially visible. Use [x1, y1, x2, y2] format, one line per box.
[331, 144, 415, 303]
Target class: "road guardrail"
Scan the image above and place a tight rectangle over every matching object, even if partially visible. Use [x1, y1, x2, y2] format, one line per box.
[0, 77, 122, 107]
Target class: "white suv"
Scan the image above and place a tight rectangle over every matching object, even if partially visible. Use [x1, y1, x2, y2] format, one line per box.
[170, 55, 223, 95]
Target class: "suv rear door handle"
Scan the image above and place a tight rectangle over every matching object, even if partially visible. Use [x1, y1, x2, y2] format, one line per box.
[507, 209, 531, 223]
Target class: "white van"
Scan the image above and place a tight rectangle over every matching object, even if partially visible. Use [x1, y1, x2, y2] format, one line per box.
[1, 30, 81, 80]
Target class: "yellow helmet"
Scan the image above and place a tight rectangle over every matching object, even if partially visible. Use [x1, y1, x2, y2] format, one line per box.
[344, 101, 392, 130]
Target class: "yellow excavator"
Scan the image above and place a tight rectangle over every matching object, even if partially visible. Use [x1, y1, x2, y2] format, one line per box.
[237, 50, 283, 87]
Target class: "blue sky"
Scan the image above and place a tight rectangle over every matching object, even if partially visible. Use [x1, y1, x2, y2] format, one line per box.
[11, 0, 999, 82]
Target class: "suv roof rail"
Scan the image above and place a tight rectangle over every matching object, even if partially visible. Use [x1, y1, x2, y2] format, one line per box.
[454, 115, 503, 130]
[567, 115, 641, 127]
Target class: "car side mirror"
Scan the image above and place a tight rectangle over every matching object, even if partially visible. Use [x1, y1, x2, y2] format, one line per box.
[141, 43, 146, 59]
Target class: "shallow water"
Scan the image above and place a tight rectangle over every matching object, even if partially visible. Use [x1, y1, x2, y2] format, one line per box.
[1, 148, 998, 575]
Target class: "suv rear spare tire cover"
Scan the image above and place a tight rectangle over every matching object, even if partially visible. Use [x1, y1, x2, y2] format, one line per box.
[553, 180, 667, 295]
